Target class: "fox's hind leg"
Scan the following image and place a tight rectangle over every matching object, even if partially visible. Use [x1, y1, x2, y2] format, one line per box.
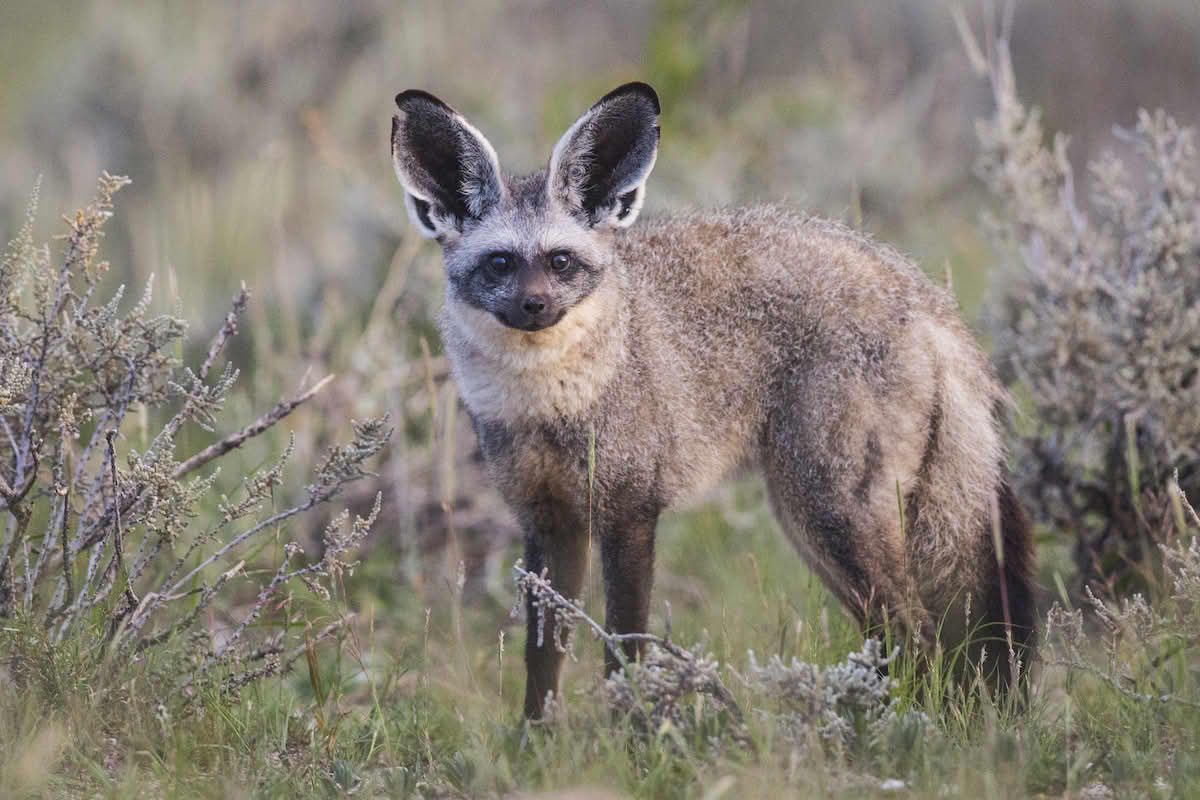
[764, 473, 931, 648]
[761, 381, 935, 655]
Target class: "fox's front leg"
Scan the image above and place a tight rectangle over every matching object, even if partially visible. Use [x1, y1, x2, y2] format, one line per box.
[600, 515, 658, 678]
[523, 528, 589, 720]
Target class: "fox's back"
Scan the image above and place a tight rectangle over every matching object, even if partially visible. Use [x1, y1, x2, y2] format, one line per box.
[617, 205, 996, 464]
[621, 205, 963, 367]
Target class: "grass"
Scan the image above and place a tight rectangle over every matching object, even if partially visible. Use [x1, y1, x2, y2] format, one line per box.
[3, 470, 1199, 798]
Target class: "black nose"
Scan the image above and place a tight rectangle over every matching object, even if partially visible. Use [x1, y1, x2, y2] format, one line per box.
[522, 295, 547, 314]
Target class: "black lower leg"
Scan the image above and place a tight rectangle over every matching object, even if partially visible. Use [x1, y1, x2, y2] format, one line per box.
[523, 531, 589, 719]
[600, 520, 657, 677]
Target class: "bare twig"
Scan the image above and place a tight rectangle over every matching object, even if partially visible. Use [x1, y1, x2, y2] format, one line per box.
[171, 374, 334, 480]
[100, 431, 140, 643]
[199, 284, 249, 381]
[106, 433, 138, 604]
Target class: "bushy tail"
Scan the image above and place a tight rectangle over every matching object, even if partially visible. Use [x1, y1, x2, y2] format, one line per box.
[981, 478, 1038, 697]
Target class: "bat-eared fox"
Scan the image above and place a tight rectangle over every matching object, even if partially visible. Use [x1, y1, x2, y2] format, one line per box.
[390, 81, 1035, 719]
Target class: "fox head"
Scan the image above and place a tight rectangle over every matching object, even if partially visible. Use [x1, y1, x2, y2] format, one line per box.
[391, 83, 660, 333]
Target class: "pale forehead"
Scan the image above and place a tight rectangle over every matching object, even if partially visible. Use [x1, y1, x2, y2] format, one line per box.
[448, 177, 612, 271]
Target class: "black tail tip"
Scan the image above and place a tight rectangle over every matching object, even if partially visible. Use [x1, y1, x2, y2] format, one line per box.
[986, 480, 1038, 696]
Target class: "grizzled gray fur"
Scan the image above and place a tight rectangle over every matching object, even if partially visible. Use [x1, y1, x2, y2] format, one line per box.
[390, 82, 1035, 719]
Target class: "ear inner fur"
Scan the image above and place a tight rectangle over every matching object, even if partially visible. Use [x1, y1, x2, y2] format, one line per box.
[391, 90, 506, 238]
[547, 83, 660, 228]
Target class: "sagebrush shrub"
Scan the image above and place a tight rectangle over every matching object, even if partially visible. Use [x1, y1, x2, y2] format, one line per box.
[1044, 479, 1200, 711]
[0, 174, 389, 710]
[973, 37, 1200, 596]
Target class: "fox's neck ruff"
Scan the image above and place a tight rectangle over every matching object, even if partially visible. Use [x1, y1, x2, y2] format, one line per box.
[441, 276, 628, 424]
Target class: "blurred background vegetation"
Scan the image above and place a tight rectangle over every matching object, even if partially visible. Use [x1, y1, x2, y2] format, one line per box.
[1, 1, 1198, 796]
[3, 0, 1197, 585]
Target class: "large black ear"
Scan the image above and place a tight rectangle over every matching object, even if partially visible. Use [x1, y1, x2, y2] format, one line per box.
[547, 82, 660, 229]
[391, 90, 505, 240]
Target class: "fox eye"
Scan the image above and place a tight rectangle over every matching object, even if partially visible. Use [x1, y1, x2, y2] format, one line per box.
[550, 252, 572, 272]
[487, 253, 514, 275]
